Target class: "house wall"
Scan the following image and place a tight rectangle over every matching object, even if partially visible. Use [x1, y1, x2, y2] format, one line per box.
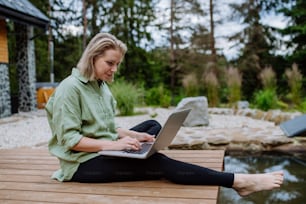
[15, 23, 37, 112]
[0, 19, 8, 63]
[0, 19, 11, 118]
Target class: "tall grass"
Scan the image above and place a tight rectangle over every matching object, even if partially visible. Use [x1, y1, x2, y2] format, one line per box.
[259, 66, 277, 91]
[182, 73, 199, 96]
[110, 80, 141, 116]
[145, 84, 171, 108]
[204, 71, 219, 107]
[254, 89, 278, 111]
[254, 66, 278, 111]
[285, 63, 303, 106]
[226, 67, 242, 106]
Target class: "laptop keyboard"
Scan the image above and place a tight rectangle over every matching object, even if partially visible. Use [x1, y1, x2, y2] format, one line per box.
[124, 143, 153, 154]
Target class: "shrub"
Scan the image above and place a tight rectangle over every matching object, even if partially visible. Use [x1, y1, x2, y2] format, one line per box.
[298, 98, 306, 113]
[110, 80, 141, 116]
[145, 84, 171, 108]
[253, 89, 278, 111]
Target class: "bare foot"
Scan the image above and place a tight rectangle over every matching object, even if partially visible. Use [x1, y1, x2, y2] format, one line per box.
[232, 171, 284, 196]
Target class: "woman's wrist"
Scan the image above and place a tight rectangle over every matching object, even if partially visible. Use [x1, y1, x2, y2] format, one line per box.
[99, 140, 115, 151]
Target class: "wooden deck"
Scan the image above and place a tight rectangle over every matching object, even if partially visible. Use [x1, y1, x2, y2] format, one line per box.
[0, 148, 225, 204]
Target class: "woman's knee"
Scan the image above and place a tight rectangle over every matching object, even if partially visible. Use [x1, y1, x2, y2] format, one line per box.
[148, 120, 162, 128]
[147, 120, 162, 135]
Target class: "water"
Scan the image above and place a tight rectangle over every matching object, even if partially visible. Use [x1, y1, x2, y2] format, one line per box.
[218, 152, 306, 204]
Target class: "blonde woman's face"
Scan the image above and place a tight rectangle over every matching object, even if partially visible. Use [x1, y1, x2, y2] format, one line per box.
[94, 49, 123, 82]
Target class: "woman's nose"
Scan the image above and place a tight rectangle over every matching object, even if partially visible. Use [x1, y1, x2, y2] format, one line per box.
[111, 65, 118, 72]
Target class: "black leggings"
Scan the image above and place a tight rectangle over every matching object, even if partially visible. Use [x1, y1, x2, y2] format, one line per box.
[71, 120, 234, 188]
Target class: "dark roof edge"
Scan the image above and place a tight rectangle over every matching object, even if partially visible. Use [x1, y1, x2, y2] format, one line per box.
[0, 6, 49, 30]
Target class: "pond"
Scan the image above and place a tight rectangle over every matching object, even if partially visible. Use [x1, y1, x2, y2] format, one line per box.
[218, 152, 306, 204]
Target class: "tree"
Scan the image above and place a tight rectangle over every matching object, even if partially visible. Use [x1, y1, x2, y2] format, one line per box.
[30, 0, 82, 82]
[167, 0, 204, 92]
[53, 34, 83, 81]
[209, 0, 217, 69]
[280, 0, 306, 78]
[228, 0, 279, 100]
[98, 0, 159, 86]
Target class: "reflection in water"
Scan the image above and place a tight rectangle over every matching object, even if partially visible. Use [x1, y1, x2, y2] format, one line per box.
[218, 153, 306, 204]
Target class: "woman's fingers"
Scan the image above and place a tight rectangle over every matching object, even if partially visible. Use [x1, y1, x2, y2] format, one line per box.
[124, 137, 141, 150]
[137, 133, 155, 142]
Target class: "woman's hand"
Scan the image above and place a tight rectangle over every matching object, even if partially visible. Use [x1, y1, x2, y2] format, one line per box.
[116, 128, 155, 142]
[134, 132, 155, 142]
[115, 136, 142, 150]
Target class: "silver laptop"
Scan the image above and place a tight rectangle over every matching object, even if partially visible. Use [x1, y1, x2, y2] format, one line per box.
[98, 109, 191, 159]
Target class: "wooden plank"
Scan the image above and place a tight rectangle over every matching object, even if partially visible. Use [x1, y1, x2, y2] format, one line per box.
[0, 182, 218, 199]
[0, 190, 217, 204]
[0, 148, 225, 204]
[0, 175, 218, 190]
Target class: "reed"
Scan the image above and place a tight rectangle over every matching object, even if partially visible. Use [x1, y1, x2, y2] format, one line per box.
[285, 63, 303, 106]
[226, 67, 242, 106]
[204, 71, 219, 107]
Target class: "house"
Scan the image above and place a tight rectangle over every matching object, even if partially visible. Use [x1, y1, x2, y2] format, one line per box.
[0, 0, 49, 118]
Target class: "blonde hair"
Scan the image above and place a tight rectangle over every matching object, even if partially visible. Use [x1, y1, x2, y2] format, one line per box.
[77, 33, 127, 80]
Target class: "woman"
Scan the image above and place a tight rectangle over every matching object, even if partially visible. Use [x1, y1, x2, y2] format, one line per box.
[46, 33, 283, 197]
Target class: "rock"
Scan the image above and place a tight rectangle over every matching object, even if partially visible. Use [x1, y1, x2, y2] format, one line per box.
[237, 101, 249, 109]
[206, 134, 231, 145]
[272, 143, 306, 153]
[261, 136, 292, 146]
[176, 96, 209, 127]
[2, 107, 306, 154]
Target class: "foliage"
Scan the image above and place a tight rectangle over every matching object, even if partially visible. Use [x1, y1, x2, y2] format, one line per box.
[166, 0, 205, 91]
[110, 80, 142, 116]
[285, 63, 303, 106]
[254, 66, 287, 111]
[34, 32, 50, 82]
[226, 67, 242, 106]
[204, 71, 219, 107]
[229, 0, 278, 100]
[259, 66, 277, 91]
[172, 89, 186, 106]
[253, 89, 278, 111]
[104, 0, 157, 86]
[14, 0, 304, 113]
[53, 34, 83, 81]
[144, 84, 171, 108]
[299, 98, 306, 113]
[280, 0, 306, 78]
[6, 20, 18, 95]
[182, 73, 199, 97]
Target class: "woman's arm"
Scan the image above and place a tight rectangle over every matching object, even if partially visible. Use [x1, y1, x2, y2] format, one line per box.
[71, 136, 142, 152]
[71, 128, 155, 153]
[116, 128, 155, 142]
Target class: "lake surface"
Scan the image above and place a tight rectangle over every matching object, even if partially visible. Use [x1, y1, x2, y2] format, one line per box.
[218, 152, 306, 204]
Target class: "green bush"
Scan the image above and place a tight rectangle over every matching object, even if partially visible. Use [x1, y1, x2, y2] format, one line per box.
[145, 84, 171, 107]
[298, 98, 306, 113]
[253, 89, 278, 111]
[110, 80, 141, 116]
